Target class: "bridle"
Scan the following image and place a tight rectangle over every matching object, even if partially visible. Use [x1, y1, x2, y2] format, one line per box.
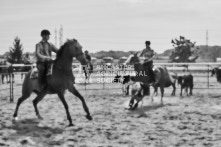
[75, 52, 84, 58]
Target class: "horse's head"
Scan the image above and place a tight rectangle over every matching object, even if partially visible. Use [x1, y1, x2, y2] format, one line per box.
[58, 39, 87, 65]
[124, 53, 140, 65]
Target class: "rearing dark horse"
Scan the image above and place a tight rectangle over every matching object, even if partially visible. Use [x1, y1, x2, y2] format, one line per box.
[13, 39, 93, 126]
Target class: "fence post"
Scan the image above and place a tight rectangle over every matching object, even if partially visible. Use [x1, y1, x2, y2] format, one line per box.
[103, 67, 105, 89]
[207, 65, 210, 89]
[9, 65, 13, 102]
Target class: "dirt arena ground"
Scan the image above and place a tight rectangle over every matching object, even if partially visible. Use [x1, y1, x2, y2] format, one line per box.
[0, 81, 221, 147]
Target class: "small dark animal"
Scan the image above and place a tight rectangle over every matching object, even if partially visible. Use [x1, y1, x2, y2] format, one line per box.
[177, 74, 193, 96]
[211, 67, 221, 83]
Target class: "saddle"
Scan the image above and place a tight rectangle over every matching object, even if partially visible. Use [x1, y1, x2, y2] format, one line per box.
[30, 63, 53, 79]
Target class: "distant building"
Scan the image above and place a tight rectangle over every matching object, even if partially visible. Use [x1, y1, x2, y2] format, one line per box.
[91, 57, 97, 65]
[102, 57, 113, 63]
[118, 56, 127, 64]
[102, 57, 114, 66]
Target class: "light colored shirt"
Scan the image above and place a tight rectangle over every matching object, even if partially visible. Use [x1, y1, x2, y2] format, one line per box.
[139, 46, 155, 61]
[35, 40, 58, 62]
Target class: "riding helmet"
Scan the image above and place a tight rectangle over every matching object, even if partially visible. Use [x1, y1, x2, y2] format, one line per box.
[41, 29, 50, 36]
[145, 41, 151, 45]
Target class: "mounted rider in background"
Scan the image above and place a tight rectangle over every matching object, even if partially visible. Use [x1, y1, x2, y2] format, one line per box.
[83, 50, 93, 76]
[138, 41, 156, 85]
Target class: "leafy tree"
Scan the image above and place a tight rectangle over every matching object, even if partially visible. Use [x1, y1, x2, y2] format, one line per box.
[170, 36, 198, 63]
[7, 37, 24, 64]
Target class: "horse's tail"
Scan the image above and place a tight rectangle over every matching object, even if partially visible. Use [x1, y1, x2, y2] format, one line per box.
[171, 72, 178, 79]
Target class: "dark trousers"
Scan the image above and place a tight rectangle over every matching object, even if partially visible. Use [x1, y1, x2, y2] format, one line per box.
[37, 61, 48, 86]
[143, 60, 155, 83]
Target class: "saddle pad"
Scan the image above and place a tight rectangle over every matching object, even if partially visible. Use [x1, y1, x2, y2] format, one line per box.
[30, 64, 53, 79]
[30, 67, 38, 79]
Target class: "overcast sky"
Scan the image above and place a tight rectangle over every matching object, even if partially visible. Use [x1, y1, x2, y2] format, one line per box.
[0, 0, 221, 54]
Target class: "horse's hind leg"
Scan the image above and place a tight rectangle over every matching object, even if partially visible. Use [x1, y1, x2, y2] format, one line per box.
[33, 91, 47, 119]
[13, 94, 30, 119]
[68, 85, 92, 120]
[57, 92, 73, 126]
[171, 84, 176, 96]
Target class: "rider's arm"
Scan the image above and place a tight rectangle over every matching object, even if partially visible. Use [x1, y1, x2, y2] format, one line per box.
[50, 43, 58, 53]
[148, 50, 155, 61]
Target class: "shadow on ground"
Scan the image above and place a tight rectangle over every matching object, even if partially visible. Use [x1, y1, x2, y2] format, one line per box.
[4, 118, 63, 138]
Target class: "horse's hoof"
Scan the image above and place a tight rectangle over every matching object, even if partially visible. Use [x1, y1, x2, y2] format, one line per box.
[68, 123, 74, 127]
[37, 115, 43, 120]
[86, 115, 93, 120]
[131, 107, 137, 111]
[12, 117, 18, 123]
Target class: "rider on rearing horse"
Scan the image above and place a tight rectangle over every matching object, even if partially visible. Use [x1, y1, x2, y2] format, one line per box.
[35, 29, 58, 89]
[138, 40, 156, 85]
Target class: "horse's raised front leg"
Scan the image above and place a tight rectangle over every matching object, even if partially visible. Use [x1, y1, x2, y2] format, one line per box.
[68, 85, 93, 121]
[32, 90, 47, 119]
[57, 92, 73, 126]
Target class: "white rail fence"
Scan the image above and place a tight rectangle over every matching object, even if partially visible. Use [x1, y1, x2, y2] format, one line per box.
[0, 63, 220, 102]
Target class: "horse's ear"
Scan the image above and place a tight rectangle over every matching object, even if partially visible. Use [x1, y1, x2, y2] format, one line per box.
[134, 52, 138, 57]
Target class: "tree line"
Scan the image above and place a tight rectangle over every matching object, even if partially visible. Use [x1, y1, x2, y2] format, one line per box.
[3, 36, 221, 63]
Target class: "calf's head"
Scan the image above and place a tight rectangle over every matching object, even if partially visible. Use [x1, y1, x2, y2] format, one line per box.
[212, 67, 221, 83]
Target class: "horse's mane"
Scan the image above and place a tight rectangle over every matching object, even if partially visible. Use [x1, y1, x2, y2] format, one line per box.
[55, 39, 77, 61]
[124, 54, 134, 65]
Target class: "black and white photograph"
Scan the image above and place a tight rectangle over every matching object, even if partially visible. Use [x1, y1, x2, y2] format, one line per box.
[0, 0, 221, 146]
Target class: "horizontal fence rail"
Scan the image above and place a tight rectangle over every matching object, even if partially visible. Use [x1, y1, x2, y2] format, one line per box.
[0, 62, 221, 102]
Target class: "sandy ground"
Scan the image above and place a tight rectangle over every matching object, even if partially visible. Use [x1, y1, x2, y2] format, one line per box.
[0, 82, 221, 147]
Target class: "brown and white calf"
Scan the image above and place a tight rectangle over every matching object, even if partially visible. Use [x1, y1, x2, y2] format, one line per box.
[113, 74, 134, 95]
[128, 82, 150, 110]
